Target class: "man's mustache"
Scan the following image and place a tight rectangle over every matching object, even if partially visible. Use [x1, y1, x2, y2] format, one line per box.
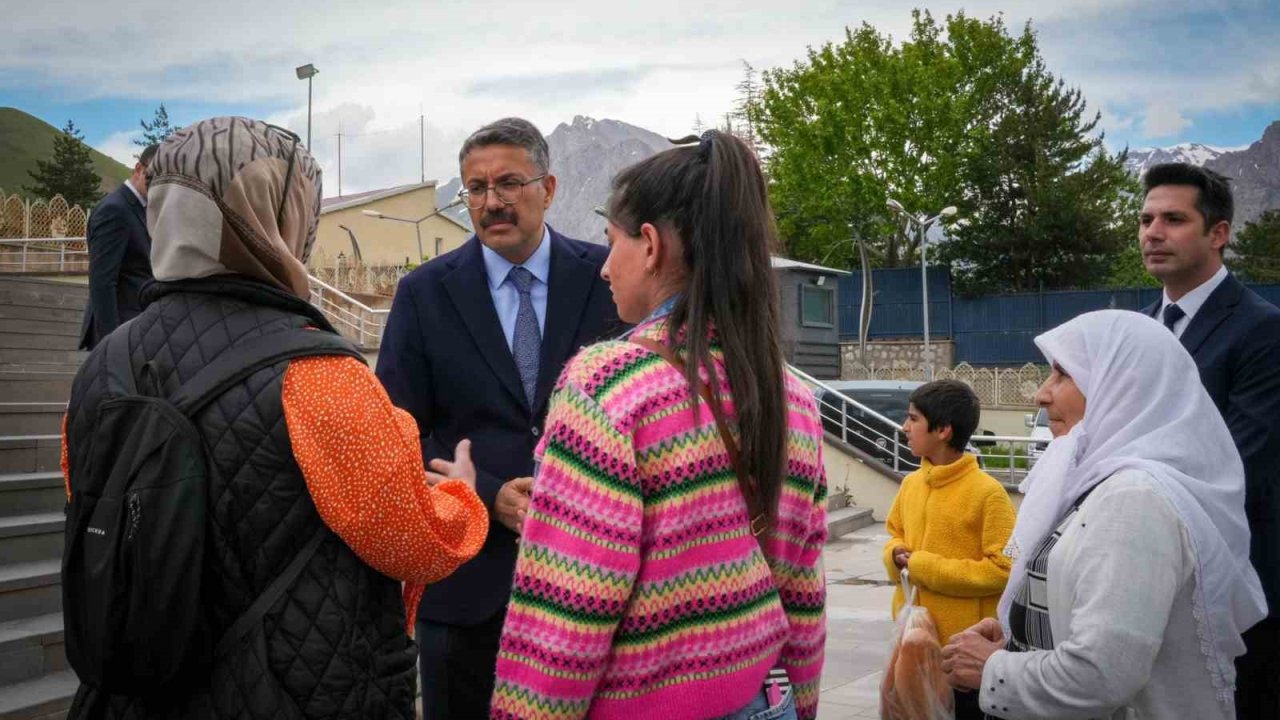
[480, 210, 518, 228]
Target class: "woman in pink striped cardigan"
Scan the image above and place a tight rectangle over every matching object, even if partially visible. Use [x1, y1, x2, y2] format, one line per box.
[489, 130, 829, 720]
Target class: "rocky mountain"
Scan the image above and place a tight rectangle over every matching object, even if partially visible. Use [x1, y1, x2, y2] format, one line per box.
[1124, 121, 1280, 230]
[435, 116, 674, 242]
[1124, 142, 1226, 176]
[1205, 121, 1280, 232]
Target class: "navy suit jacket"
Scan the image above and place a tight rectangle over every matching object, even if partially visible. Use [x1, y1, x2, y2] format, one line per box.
[376, 227, 622, 625]
[80, 183, 153, 350]
[1143, 273, 1280, 612]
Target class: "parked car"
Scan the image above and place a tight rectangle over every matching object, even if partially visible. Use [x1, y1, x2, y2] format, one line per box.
[813, 380, 985, 471]
[1025, 407, 1052, 458]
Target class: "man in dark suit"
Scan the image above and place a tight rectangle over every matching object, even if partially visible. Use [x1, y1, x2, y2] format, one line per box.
[1139, 162, 1280, 719]
[79, 144, 159, 350]
[376, 118, 620, 719]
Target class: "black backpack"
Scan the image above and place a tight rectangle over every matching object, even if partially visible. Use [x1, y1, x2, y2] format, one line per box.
[62, 327, 364, 694]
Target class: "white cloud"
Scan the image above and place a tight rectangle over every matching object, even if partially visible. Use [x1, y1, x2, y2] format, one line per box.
[1141, 104, 1193, 139]
[98, 130, 144, 167]
[4, 0, 1277, 174]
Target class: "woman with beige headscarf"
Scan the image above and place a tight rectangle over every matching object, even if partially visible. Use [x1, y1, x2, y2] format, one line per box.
[61, 117, 487, 719]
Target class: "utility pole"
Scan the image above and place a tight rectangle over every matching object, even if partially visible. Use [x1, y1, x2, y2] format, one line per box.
[420, 113, 425, 184]
[336, 121, 343, 198]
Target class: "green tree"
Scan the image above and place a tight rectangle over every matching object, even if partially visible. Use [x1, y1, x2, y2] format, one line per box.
[24, 120, 102, 207]
[1229, 209, 1280, 283]
[755, 10, 1134, 292]
[136, 103, 177, 147]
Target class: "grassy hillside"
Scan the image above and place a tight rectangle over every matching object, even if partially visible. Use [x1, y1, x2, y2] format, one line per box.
[0, 107, 131, 200]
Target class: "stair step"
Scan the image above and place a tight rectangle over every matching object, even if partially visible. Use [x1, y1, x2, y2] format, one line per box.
[0, 334, 80, 352]
[826, 506, 874, 541]
[0, 350, 86, 367]
[0, 376, 74, 405]
[0, 306, 85, 325]
[0, 288, 87, 312]
[0, 473, 64, 517]
[0, 561, 62, 625]
[0, 320, 81, 339]
[0, 405, 65, 437]
[0, 365, 83, 376]
[0, 669, 77, 720]
[0, 514, 64, 567]
[0, 613, 66, 687]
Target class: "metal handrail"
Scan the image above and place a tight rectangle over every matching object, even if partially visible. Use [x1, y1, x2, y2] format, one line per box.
[0, 237, 89, 274]
[788, 363, 1042, 486]
[306, 274, 389, 348]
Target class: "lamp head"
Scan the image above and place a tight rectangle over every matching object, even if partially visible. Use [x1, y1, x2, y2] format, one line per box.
[361, 210, 383, 219]
[939, 206, 957, 219]
[295, 64, 318, 80]
[886, 198, 905, 213]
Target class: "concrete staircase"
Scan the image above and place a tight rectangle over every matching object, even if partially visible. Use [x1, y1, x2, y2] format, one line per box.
[0, 276, 85, 720]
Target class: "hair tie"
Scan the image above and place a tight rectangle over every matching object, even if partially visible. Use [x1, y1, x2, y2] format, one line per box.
[698, 130, 714, 160]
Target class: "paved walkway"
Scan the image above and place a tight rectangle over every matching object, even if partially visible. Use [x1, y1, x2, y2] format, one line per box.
[817, 522, 897, 720]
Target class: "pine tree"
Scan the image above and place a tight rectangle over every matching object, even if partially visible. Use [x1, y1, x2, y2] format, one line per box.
[692, 113, 706, 136]
[731, 61, 761, 154]
[1229, 209, 1280, 283]
[136, 103, 177, 147]
[25, 120, 102, 207]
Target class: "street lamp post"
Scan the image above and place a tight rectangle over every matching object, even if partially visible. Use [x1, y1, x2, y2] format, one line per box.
[295, 64, 319, 148]
[886, 198, 957, 381]
[363, 196, 466, 263]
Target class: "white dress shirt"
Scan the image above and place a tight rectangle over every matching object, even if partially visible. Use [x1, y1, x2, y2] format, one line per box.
[1158, 264, 1228, 337]
[123, 179, 146, 208]
[481, 225, 551, 351]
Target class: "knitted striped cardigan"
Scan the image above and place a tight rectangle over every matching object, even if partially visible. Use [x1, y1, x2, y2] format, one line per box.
[491, 321, 828, 720]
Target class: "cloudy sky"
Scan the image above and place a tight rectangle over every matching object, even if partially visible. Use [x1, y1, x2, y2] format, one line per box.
[3, 0, 1277, 197]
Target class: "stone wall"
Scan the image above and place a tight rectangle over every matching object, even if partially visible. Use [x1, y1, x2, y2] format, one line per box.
[840, 340, 954, 378]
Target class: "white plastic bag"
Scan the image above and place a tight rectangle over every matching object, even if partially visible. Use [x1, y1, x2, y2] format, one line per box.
[879, 568, 955, 720]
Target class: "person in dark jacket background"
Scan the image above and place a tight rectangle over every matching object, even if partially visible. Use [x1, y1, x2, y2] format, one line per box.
[79, 143, 157, 350]
[62, 117, 488, 720]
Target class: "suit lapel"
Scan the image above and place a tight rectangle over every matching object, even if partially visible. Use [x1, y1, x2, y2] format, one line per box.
[533, 229, 596, 415]
[441, 238, 528, 411]
[1180, 274, 1243, 356]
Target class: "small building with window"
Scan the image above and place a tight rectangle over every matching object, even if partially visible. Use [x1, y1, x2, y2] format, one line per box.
[772, 256, 849, 379]
[312, 181, 472, 271]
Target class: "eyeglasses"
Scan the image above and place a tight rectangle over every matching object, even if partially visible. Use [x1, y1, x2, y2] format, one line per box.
[458, 174, 547, 210]
[265, 123, 301, 231]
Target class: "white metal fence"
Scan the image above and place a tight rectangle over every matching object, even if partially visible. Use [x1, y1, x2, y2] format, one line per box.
[841, 361, 1049, 408]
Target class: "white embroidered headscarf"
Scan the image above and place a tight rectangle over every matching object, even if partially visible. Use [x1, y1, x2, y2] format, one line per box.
[998, 310, 1266, 699]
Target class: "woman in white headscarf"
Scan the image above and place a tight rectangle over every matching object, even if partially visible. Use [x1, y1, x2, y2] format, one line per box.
[939, 310, 1266, 720]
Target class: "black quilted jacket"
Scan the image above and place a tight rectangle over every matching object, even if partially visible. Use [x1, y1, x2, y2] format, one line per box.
[64, 278, 417, 720]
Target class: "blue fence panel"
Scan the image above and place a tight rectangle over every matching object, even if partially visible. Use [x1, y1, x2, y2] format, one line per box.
[836, 269, 1280, 366]
[837, 267, 951, 340]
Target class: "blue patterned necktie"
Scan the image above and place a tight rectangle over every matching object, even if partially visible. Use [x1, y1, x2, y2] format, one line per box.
[508, 266, 541, 407]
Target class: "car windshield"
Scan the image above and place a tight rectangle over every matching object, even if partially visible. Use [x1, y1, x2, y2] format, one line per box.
[848, 390, 911, 423]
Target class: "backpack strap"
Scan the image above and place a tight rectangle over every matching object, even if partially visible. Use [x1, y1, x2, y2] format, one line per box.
[169, 328, 364, 417]
[630, 336, 768, 539]
[105, 332, 138, 396]
[214, 527, 325, 658]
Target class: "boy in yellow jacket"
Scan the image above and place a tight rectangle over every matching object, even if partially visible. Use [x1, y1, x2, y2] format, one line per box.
[883, 379, 1015, 720]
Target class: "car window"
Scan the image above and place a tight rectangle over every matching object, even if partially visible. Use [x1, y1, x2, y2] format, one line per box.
[848, 391, 911, 423]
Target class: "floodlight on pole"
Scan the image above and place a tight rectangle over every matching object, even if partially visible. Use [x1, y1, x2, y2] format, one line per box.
[886, 198, 958, 381]
[363, 197, 466, 263]
[295, 63, 319, 148]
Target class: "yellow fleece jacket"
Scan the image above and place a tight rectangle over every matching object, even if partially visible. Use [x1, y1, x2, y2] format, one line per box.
[883, 453, 1016, 643]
